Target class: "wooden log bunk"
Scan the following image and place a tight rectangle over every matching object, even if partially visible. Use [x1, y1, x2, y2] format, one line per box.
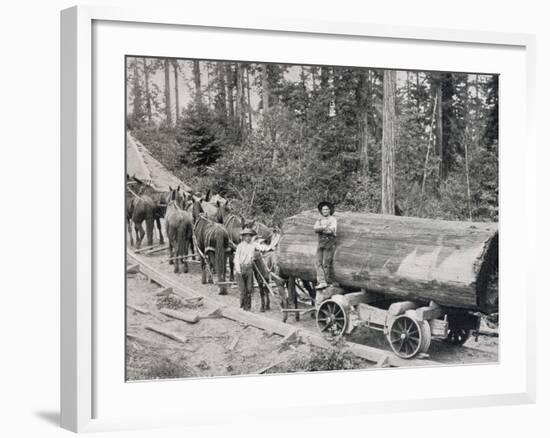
[276, 210, 498, 313]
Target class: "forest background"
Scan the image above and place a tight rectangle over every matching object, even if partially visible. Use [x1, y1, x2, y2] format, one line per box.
[126, 57, 499, 226]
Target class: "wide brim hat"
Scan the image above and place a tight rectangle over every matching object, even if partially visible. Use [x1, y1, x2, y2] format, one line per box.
[317, 201, 335, 215]
[240, 227, 257, 236]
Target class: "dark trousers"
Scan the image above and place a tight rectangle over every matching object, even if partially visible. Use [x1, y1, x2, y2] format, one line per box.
[316, 245, 335, 284]
[237, 266, 254, 310]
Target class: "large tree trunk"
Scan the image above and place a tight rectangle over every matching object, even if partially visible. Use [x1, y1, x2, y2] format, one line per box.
[226, 63, 235, 123]
[163, 59, 172, 127]
[235, 63, 244, 141]
[132, 59, 141, 121]
[215, 62, 227, 119]
[357, 70, 369, 178]
[440, 73, 454, 180]
[381, 70, 396, 215]
[172, 61, 180, 125]
[246, 65, 253, 131]
[193, 60, 202, 102]
[261, 64, 270, 112]
[276, 210, 498, 313]
[142, 58, 152, 124]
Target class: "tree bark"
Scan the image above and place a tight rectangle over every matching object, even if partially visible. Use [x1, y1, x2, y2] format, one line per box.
[246, 65, 253, 131]
[261, 64, 270, 112]
[357, 70, 369, 178]
[132, 59, 141, 122]
[142, 58, 152, 125]
[440, 73, 454, 181]
[381, 70, 396, 215]
[226, 63, 235, 123]
[276, 210, 498, 313]
[193, 60, 202, 102]
[163, 59, 172, 127]
[235, 63, 244, 141]
[215, 62, 227, 119]
[172, 60, 180, 124]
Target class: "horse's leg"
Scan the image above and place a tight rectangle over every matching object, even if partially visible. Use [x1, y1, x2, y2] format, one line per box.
[200, 256, 207, 284]
[207, 252, 215, 283]
[303, 280, 317, 308]
[145, 217, 154, 248]
[279, 281, 289, 323]
[156, 217, 164, 245]
[167, 224, 174, 265]
[288, 276, 299, 322]
[135, 221, 144, 249]
[127, 218, 134, 247]
[255, 271, 266, 312]
[173, 231, 180, 274]
[265, 279, 270, 311]
[190, 238, 195, 260]
[228, 251, 235, 282]
[181, 231, 189, 273]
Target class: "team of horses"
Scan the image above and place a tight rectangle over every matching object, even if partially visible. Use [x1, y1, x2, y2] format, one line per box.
[126, 176, 285, 306]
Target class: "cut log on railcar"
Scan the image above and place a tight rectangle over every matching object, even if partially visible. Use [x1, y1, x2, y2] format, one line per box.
[276, 210, 498, 314]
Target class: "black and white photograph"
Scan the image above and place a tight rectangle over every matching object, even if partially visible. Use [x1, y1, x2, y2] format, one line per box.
[125, 56, 499, 380]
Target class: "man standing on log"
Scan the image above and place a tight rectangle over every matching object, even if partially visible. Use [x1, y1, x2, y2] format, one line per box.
[313, 201, 337, 290]
[235, 228, 257, 311]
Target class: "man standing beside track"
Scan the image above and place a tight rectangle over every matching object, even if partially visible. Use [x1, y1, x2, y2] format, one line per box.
[235, 228, 257, 311]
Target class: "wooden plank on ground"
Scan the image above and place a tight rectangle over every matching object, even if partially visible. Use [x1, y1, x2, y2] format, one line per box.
[228, 331, 245, 351]
[127, 250, 440, 368]
[127, 304, 149, 315]
[145, 324, 188, 344]
[134, 244, 158, 254]
[126, 264, 140, 274]
[255, 359, 286, 374]
[143, 245, 169, 255]
[156, 287, 173, 297]
[160, 308, 200, 324]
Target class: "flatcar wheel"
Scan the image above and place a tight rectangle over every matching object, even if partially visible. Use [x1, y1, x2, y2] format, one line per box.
[388, 315, 426, 359]
[316, 299, 348, 337]
[445, 328, 470, 346]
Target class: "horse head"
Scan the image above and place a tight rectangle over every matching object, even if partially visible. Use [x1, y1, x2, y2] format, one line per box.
[168, 186, 185, 209]
[216, 199, 231, 224]
[191, 196, 204, 223]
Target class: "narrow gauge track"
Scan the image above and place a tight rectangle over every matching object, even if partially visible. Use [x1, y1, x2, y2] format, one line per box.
[127, 249, 498, 369]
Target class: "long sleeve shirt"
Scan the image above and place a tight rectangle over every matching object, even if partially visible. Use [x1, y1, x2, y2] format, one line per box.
[234, 241, 257, 274]
[313, 215, 337, 248]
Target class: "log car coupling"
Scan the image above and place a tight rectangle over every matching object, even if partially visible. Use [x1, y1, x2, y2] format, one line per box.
[276, 210, 498, 359]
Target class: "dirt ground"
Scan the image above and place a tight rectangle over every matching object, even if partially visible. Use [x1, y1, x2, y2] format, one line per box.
[126, 247, 498, 381]
[126, 273, 371, 380]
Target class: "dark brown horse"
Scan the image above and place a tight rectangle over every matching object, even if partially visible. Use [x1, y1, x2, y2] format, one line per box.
[126, 174, 137, 246]
[165, 187, 194, 273]
[192, 198, 230, 294]
[131, 194, 156, 249]
[131, 175, 169, 245]
[215, 201, 245, 282]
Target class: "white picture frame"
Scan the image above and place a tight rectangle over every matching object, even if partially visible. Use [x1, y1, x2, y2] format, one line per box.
[60, 5, 536, 433]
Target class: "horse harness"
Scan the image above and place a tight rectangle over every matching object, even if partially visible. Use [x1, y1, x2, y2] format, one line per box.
[223, 214, 241, 250]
